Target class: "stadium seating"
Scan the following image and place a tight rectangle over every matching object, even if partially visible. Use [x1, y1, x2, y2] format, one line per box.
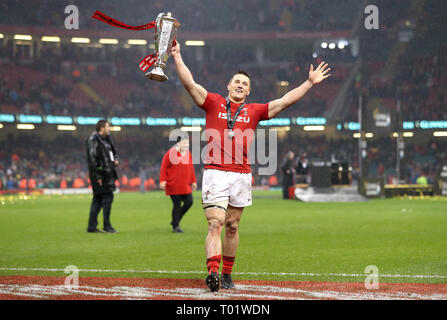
[0, 44, 349, 118]
[0, 0, 445, 191]
[0, 0, 361, 32]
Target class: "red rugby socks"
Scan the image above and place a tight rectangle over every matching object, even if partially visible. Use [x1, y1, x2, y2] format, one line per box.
[206, 255, 236, 274]
[222, 256, 235, 275]
[206, 255, 221, 274]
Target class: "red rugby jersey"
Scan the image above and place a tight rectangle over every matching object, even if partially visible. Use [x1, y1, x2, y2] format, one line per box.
[160, 148, 197, 195]
[200, 92, 270, 173]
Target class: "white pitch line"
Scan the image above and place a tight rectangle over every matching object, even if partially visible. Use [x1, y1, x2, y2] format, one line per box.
[236, 284, 447, 300]
[1, 284, 446, 300]
[0, 284, 300, 300]
[0, 267, 446, 280]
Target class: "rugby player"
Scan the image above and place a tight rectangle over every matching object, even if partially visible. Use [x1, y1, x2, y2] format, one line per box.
[171, 42, 331, 291]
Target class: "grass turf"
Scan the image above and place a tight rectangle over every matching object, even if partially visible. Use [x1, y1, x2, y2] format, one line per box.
[0, 191, 446, 283]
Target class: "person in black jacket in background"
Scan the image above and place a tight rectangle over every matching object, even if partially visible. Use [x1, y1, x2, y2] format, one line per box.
[281, 151, 295, 199]
[86, 120, 119, 233]
[296, 152, 310, 184]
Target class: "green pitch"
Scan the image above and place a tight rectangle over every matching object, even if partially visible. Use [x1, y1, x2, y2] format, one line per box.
[0, 191, 446, 283]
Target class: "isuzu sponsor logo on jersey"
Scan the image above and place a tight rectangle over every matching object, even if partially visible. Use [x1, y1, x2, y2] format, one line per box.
[217, 112, 250, 123]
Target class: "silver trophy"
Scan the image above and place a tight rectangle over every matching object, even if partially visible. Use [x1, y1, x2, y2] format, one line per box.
[145, 12, 180, 81]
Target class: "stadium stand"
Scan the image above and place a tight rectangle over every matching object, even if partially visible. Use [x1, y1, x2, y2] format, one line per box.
[0, 0, 362, 32]
[0, 0, 445, 191]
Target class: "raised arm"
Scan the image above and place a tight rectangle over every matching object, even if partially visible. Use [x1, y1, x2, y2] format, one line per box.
[268, 61, 331, 119]
[171, 42, 207, 107]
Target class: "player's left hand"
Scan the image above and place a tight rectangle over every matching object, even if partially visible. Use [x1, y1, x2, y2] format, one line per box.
[192, 182, 197, 192]
[114, 160, 119, 167]
[308, 61, 331, 85]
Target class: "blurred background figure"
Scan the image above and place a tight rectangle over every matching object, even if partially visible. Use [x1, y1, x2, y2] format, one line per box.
[159, 136, 197, 233]
[281, 151, 295, 199]
[86, 120, 119, 234]
[296, 152, 309, 184]
[139, 167, 147, 194]
[416, 172, 428, 186]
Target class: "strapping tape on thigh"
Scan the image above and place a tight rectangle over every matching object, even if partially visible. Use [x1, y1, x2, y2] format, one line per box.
[202, 200, 229, 212]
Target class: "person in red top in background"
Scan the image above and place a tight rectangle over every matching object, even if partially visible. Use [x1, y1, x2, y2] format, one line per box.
[160, 136, 197, 233]
[171, 41, 331, 292]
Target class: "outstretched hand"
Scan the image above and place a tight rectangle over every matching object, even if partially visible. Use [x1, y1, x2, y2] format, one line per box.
[171, 41, 181, 58]
[308, 61, 331, 85]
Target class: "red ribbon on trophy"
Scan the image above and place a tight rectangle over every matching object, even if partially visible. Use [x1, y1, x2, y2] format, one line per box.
[92, 10, 177, 74]
[139, 54, 158, 73]
[92, 10, 156, 30]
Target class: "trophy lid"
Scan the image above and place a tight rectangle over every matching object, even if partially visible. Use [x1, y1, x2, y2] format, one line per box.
[162, 12, 180, 26]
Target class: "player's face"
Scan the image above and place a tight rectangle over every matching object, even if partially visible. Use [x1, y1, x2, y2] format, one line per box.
[227, 74, 251, 103]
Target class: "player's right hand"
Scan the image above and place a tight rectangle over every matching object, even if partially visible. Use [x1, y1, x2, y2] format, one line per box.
[97, 179, 102, 186]
[160, 181, 166, 190]
[171, 42, 180, 57]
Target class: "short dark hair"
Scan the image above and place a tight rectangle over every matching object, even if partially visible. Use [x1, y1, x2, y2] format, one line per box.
[230, 70, 251, 83]
[96, 120, 108, 132]
[235, 70, 250, 79]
